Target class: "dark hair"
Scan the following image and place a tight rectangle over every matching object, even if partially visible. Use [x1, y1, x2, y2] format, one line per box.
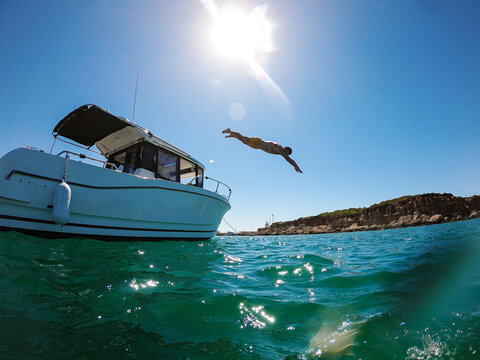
[285, 146, 292, 155]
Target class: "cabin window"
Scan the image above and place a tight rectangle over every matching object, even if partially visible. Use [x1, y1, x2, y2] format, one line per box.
[157, 148, 179, 181]
[179, 158, 204, 187]
[139, 143, 156, 172]
[111, 152, 126, 172]
[180, 158, 197, 184]
[197, 168, 204, 188]
[124, 145, 140, 174]
[108, 142, 203, 186]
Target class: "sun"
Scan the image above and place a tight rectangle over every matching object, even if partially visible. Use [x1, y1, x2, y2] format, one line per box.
[201, 1, 290, 108]
[210, 6, 273, 59]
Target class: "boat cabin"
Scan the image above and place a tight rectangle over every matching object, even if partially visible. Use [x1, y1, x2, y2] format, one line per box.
[106, 140, 204, 187]
[52, 104, 205, 187]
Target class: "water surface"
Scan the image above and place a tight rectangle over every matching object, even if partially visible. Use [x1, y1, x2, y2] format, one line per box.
[1, 219, 480, 359]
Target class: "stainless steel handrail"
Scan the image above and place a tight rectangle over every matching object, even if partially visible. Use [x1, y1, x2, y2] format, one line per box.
[53, 136, 103, 155]
[56, 150, 118, 170]
[188, 175, 232, 200]
[55, 151, 227, 198]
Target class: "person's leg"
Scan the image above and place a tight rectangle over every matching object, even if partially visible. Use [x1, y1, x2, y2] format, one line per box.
[223, 129, 250, 145]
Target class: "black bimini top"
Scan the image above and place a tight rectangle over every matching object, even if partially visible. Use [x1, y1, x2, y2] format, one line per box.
[52, 104, 206, 169]
[53, 104, 133, 147]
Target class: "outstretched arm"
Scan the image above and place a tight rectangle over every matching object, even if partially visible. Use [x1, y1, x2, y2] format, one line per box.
[282, 154, 303, 173]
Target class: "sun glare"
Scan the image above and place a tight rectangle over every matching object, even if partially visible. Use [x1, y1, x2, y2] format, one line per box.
[201, 0, 290, 109]
[211, 7, 272, 58]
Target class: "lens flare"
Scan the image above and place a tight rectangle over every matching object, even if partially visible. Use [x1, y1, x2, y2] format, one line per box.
[201, 0, 290, 109]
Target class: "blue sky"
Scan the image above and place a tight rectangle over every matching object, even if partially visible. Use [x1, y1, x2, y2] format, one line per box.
[1, 0, 479, 232]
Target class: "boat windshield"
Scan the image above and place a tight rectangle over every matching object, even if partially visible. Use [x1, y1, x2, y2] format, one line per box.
[108, 141, 203, 187]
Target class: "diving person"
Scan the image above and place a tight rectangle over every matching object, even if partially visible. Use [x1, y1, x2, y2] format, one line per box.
[222, 128, 303, 173]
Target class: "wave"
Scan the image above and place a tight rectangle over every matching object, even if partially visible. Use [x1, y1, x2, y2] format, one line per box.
[0, 220, 479, 359]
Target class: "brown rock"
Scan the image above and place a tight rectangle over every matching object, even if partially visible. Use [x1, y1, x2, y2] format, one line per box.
[255, 193, 480, 235]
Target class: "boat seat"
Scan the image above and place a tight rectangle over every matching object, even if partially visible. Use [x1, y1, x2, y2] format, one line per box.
[134, 168, 155, 179]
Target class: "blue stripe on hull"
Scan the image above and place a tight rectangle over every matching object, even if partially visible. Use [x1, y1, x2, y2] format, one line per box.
[0, 215, 217, 241]
[0, 214, 216, 233]
[0, 226, 213, 241]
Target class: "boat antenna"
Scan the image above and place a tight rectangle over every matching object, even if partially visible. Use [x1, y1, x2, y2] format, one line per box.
[132, 67, 140, 125]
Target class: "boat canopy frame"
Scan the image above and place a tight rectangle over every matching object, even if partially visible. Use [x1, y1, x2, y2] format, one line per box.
[51, 104, 205, 172]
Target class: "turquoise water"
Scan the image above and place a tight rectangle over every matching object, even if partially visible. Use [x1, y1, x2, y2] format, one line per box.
[1, 220, 480, 359]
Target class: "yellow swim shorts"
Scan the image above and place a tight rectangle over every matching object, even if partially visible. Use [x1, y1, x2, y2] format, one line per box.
[248, 137, 262, 149]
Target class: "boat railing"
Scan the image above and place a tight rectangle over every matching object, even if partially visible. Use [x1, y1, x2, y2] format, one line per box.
[51, 135, 103, 155]
[188, 175, 232, 200]
[54, 150, 229, 198]
[56, 150, 118, 171]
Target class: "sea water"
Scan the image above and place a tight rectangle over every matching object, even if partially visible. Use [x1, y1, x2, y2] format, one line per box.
[1, 219, 479, 359]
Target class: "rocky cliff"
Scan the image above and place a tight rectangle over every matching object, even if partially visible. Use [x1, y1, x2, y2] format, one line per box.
[256, 193, 480, 235]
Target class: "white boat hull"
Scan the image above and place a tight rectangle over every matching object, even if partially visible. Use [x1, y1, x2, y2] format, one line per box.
[0, 148, 230, 240]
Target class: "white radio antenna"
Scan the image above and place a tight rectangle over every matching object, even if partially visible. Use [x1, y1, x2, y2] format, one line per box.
[132, 68, 140, 124]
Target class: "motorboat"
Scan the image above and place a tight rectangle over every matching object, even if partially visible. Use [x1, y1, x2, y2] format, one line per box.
[0, 104, 231, 240]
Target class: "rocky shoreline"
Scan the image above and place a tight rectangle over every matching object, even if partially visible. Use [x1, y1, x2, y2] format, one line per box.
[255, 193, 480, 236]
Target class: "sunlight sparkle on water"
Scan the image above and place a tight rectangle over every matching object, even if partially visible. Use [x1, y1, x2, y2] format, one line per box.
[239, 303, 275, 329]
[129, 279, 159, 291]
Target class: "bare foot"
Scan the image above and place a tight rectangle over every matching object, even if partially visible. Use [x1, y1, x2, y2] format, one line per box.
[222, 128, 231, 134]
